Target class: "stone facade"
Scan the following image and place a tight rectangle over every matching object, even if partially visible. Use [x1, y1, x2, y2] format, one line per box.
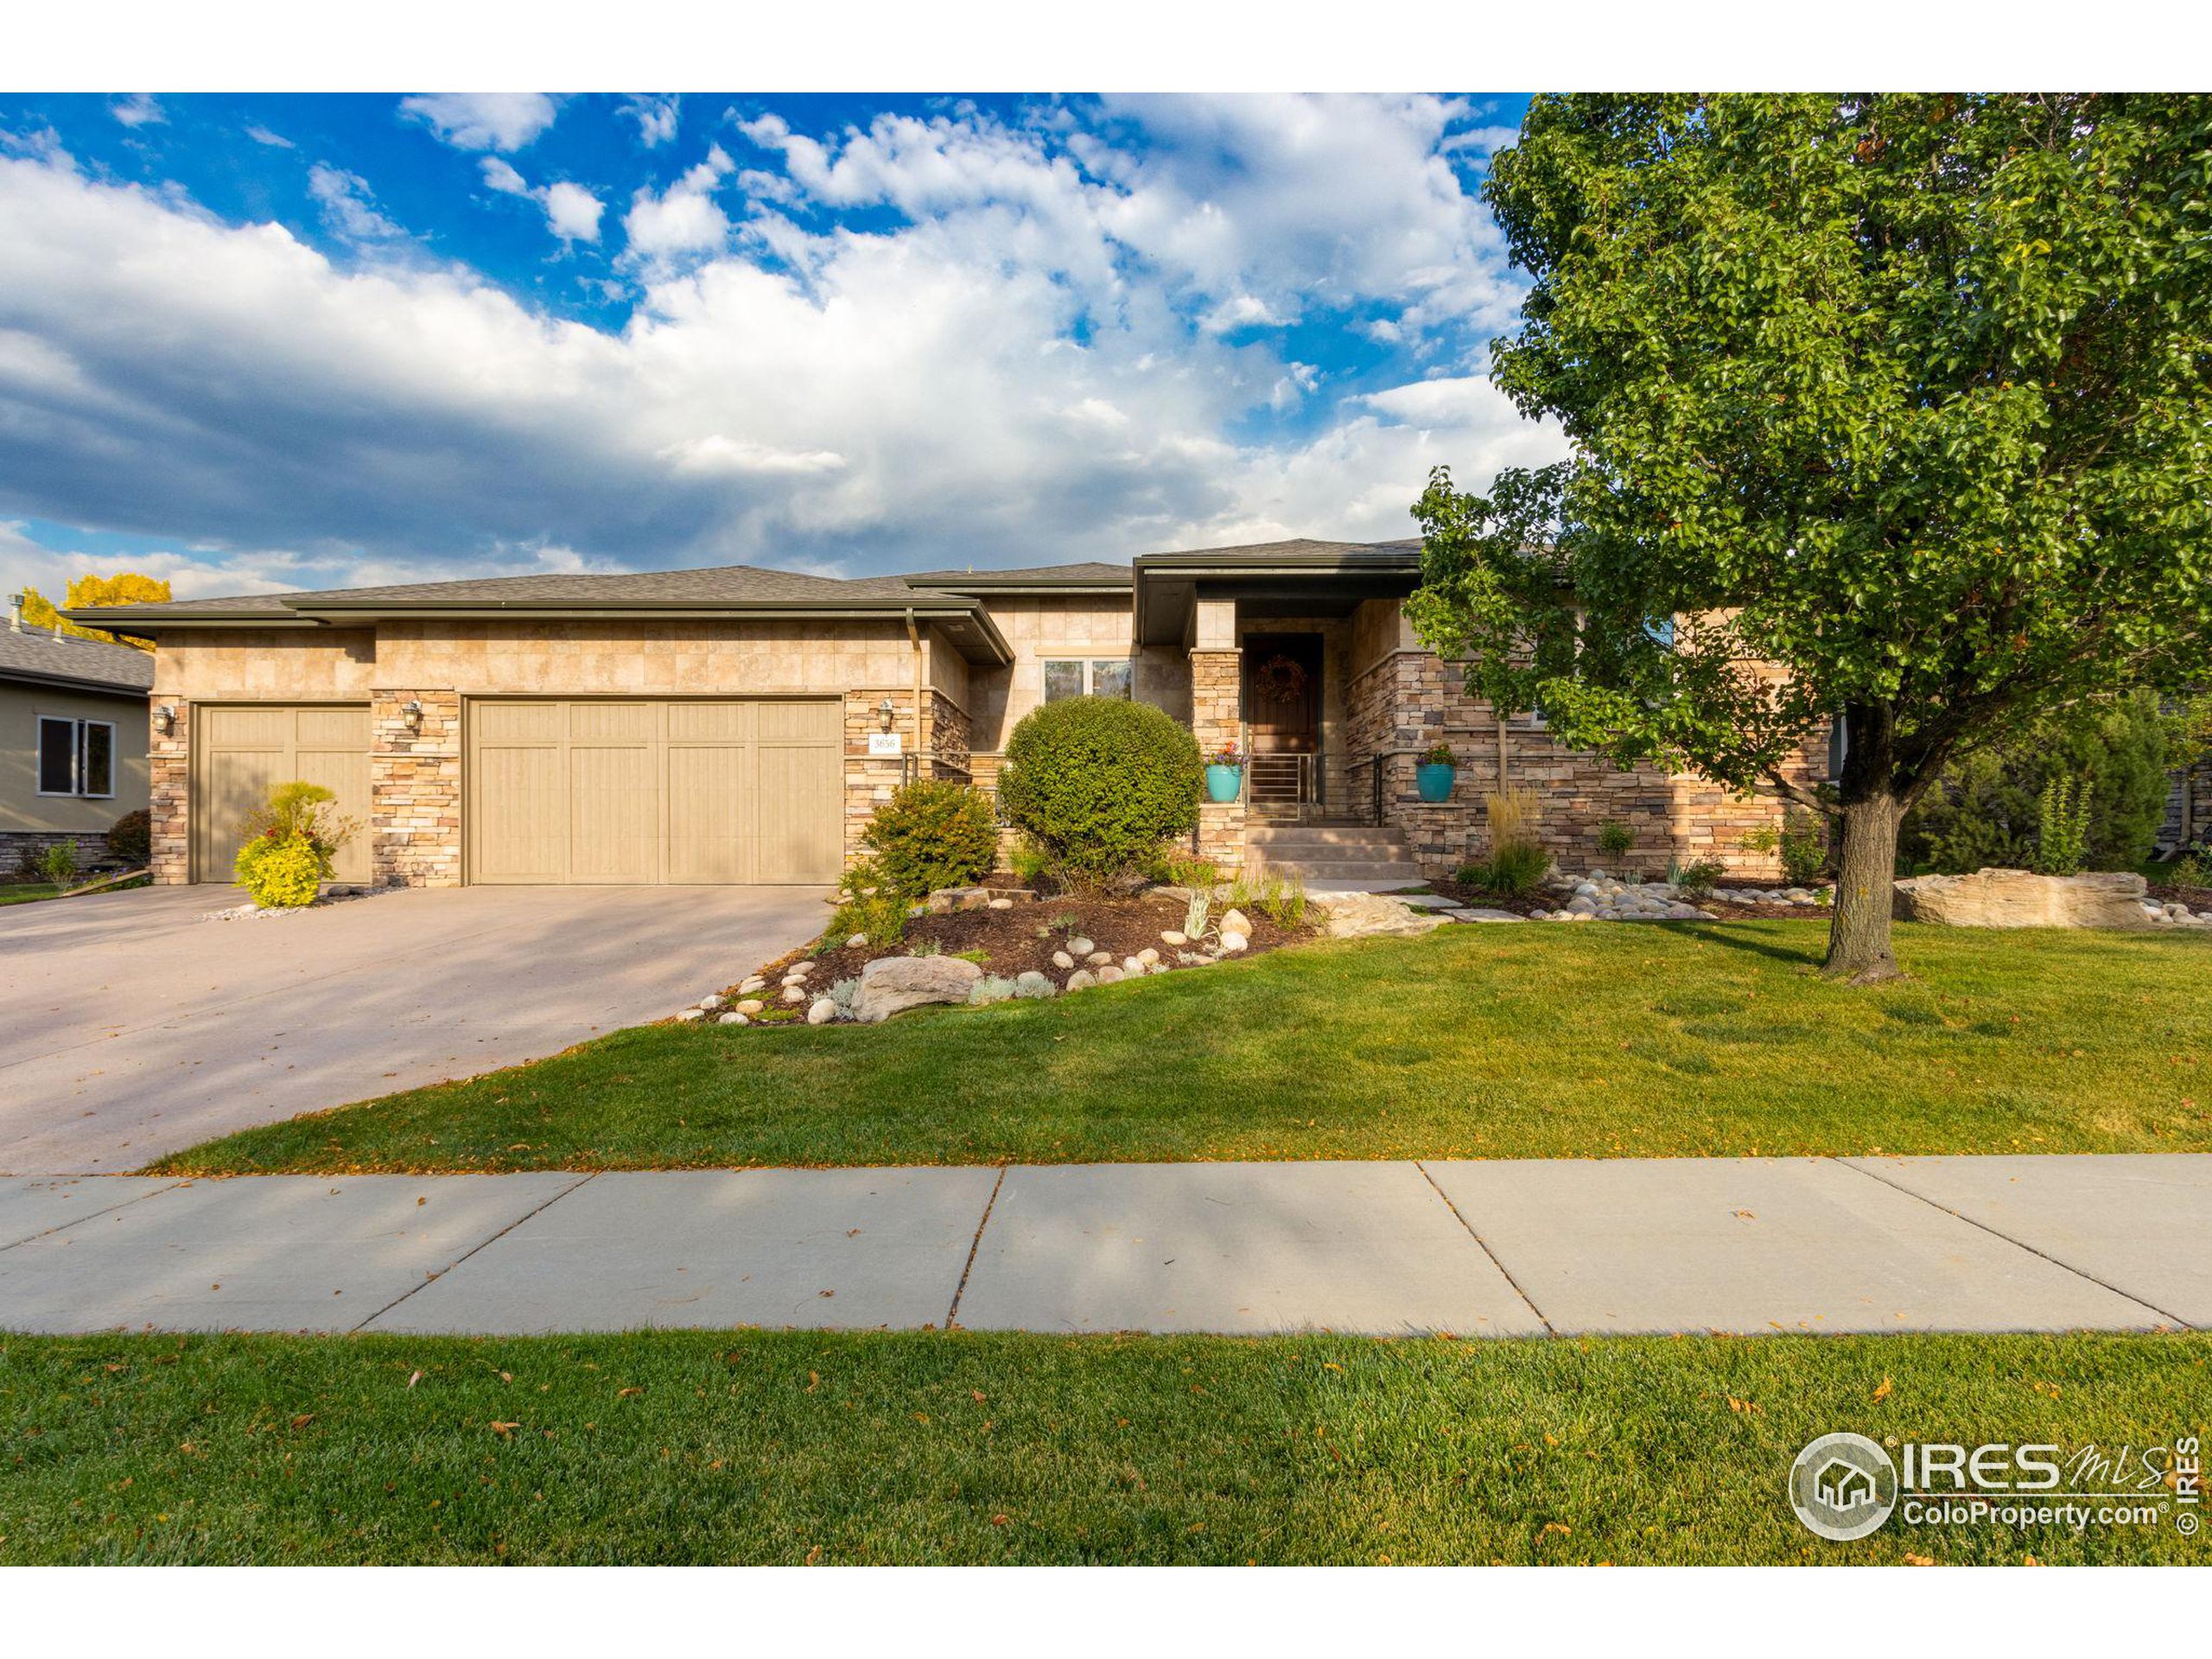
[1, 828, 118, 875]
[371, 690, 461, 887]
[2163, 751, 2210, 853]
[148, 699, 189, 884]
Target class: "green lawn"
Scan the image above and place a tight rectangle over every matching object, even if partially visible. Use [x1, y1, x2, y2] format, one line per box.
[154, 920, 2212, 1175]
[2, 1328, 2202, 1564]
[0, 883, 67, 906]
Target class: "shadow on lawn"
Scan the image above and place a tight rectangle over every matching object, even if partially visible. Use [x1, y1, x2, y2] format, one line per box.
[1665, 921, 1827, 968]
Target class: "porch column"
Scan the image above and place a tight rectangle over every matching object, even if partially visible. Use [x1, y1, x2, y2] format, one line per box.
[1188, 597, 1243, 871]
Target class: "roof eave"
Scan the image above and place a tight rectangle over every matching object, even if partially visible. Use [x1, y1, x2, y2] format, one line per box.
[0, 664, 155, 696]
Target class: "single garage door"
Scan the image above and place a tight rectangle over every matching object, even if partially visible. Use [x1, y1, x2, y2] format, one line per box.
[467, 698, 842, 885]
[193, 703, 372, 883]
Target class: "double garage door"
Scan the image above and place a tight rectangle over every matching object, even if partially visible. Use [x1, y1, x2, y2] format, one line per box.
[194, 698, 841, 885]
[466, 698, 842, 885]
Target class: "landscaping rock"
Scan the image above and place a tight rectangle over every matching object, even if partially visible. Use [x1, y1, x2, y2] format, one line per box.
[1221, 908, 1251, 938]
[1891, 868, 2157, 931]
[1136, 946, 1160, 966]
[781, 986, 809, 1004]
[718, 1012, 748, 1026]
[1217, 930, 1249, 954]
[1160, 930, 1187, 946]
[1067, 937, 1096, 957]
[739, 977, 767, 995]
[736, 999, 766, 1015]
[696, 995, 725, 1012]
[853, 954, 985, 1023]
[1122, 956, 1144, 975]
[676, 1008, 706, 1023]
[1316, 892, 1452, 939]
[846, 933, 868, 949]
[1065, 969, 1096, 993]
[1052, 950, 1075, 969]
[1458, 908, 1527, 923]
[807, 998, 837, 1026]
[1086, 950, 1113, 966]
[1014, 970, 1056, 999]
[1096, 964, 1126, 984]
[988, 898, 1014, 910]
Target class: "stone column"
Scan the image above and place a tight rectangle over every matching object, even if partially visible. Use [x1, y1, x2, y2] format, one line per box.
[1189, 632, 1244, 873]
[370, 690, 461, 887]
[148, 696, 190, 883]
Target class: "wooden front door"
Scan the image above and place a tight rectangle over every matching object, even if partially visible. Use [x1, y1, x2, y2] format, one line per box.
[1242, 634, 1322, 754]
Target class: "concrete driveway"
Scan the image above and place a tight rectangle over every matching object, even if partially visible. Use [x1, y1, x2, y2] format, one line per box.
[0, 883, 829, 1174]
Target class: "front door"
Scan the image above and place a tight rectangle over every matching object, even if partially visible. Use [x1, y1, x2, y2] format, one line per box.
[1242, 633, 1321, 808]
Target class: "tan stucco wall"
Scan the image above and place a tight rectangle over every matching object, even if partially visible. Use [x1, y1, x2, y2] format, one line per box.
[153, 629, 378, 700]
[1, 677, 150, 834]
[963, 594, 1187, 753]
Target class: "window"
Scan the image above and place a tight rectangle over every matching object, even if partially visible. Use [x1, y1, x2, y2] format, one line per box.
[36, 716, 115, 798]
[1043, 658, 1133, 702]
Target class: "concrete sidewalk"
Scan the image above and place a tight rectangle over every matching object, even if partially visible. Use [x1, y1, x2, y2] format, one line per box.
[1, 1154, 2204, 1338]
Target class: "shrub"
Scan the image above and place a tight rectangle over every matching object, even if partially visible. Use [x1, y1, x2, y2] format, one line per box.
[1743, 811, 1830, 886]
[1007, 837, 1052, 890]
[863, 779, 998, 899]
[1419, 741, 1457, 767]
[1141, 845, 1220, 889]
[236, 832, 327, 907]
[1595, 818, 1636, 861]
[2034, 776, 2092, 876]
[1464, 840, 1549, 896]
[37, 841, 79, 888]
[105, 809, 151, 866]
[825, 860, 906, 950]
[1257, 873, 1309, 928]
[1669, 856, 1726, 899]
[995, 696, 1202, 885]
[1905, 691, 2172, 873]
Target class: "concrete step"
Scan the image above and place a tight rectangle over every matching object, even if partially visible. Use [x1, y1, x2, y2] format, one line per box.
[1245, 825, 1408, 848]
[1249, 857, 1427, 883]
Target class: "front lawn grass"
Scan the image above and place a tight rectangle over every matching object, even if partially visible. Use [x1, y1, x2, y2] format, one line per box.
[0, 883, 67, 906]
[153, 920, 2212, 1175]
[3, 1328, 2202, 1565]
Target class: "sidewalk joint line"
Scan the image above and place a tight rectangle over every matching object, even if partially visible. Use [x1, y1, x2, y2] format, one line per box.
[351, 1171, 599, 1334]
[0, 1178, 186, 1255]
[944, 1165, 1007, 1331]
[1832, 1157, 2193, 1332]
[1414, 1160, 1556, 1337]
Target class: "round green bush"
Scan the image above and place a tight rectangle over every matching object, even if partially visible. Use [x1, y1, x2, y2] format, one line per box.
[995, 696, 1202, 882]
[864, 779, 1000, 898]
[105, 809, 151, 866]
[235, 830, 327, 908]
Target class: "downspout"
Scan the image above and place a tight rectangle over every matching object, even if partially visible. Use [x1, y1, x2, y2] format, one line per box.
[906, 607, 923, 785]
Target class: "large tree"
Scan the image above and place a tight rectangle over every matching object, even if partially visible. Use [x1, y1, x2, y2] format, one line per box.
[21, 573, 170, 650]
[1409, 94, 2212, 980]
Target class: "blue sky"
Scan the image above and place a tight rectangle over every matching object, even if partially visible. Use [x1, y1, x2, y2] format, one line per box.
[0, 92, 1563, 599]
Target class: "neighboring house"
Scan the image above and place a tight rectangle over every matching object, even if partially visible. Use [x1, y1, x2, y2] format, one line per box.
[0, 602, 153, 872]
[68, 540, 1822, 889]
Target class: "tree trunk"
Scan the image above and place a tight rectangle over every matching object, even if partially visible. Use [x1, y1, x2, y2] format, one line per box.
[1822, 702, 1909, 982]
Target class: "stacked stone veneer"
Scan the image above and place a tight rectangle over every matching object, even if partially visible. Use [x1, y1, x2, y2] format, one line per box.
[148, 699, 191, 883]
[372, 690, 461, 887]
[1348, 642, 1823, 882]
[2163, 751, 2211, 852]
[1188, 646, 1246, 872]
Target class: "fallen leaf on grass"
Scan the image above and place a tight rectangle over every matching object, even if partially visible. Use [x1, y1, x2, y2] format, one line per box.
[1872, 1376, 1893, 1403]
[490, 1421, 520, 1437]
[1903, 1553, 1936, 1567]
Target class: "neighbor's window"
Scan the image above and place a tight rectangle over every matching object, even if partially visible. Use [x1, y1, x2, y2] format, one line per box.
[1043, 658, 1133, 702]
[36, 716, 115, 798]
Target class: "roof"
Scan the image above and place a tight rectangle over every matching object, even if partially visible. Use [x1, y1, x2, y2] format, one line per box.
[0, 625, 156, 695]
[65, 562, 1013, 664]
[1128, 537, 1423, 645]
[903, 561, 1134, 593]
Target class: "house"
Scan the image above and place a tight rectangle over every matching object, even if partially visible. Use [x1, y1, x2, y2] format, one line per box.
[67, 539, 1822, 889]
[1, 599, 153, 873]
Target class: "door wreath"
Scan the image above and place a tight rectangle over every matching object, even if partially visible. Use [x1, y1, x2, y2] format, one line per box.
[1254, 654, 1310, 705]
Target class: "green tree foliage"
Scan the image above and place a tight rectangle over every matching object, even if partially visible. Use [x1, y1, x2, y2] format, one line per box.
[1408, 95, 2212, 980]
[863, 779, 1000, 899]
[1905, 692, 2175, 874]
[996, 696, 1202, 885]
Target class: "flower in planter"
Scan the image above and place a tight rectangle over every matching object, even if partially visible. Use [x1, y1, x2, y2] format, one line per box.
[1207, 743, 1246, 768]
[1419, 742, 1457, 767]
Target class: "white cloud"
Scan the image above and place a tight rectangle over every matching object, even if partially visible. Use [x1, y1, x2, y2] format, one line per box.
[620, 95, 680, 148]
[244, 124, 296, 150]
[307, 164, 405, 244]
[622, 147, 734, 259]
[399, 93, 558, 153]
[541, 181, 605, 245]
[0, 108, 1554, 588]
[109, 95, 164, 130]
[480, 160, 603, 244]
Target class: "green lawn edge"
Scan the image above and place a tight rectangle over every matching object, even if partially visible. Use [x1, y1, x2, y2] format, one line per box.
[149, 919, 2212, 1175]
[3, 1327, 2203, 1565]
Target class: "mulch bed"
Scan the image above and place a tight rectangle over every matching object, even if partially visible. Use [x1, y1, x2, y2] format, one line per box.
[732, 884, 1313, 1013]
[2147, 880, 2212, 911]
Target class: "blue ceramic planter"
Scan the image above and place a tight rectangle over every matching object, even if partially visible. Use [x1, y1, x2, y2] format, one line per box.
[1415, 761, 1457, 803]
[1205, 764, 1243, 804]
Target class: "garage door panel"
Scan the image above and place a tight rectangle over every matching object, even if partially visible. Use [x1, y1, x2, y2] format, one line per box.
[474, 746, 566, 880]
[193, 704, 371, 884]
[467, 697, 837, 886]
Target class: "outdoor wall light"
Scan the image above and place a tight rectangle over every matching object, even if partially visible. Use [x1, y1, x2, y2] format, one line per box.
[154, 704, 176, 736]
[876, 697, 897, 733]
[403, 698, 424, 734]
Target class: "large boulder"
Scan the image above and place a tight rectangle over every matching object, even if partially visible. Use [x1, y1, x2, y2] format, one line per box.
[853, 954, 984, 1023]
[1891, 868, 2155, 931]
[1315, 892, 1454, 940]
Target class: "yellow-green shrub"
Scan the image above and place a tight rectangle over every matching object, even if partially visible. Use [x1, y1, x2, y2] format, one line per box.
[236, 830, 327, 908]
